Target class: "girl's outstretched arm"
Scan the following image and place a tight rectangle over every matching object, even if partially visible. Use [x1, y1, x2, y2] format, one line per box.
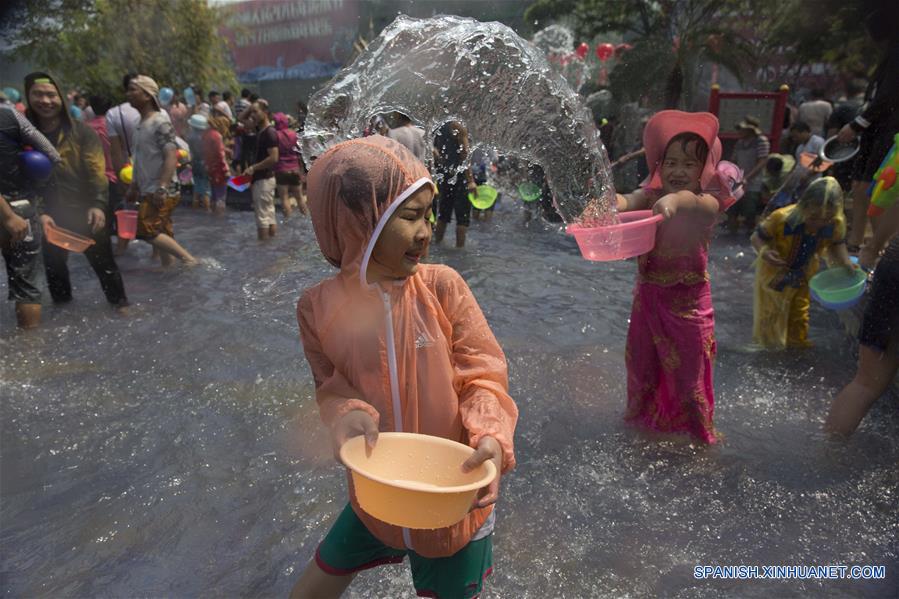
[652, 190, 719, 220]
[616, 187, 651, 212]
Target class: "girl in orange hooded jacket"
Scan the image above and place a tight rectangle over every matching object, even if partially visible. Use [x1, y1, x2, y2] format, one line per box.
[291, 135, 518, 599]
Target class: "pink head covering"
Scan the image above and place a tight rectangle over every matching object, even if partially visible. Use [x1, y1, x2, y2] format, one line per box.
[306, 135, 435, 285]
[641, 110, 741, 209]
[273, 112, 289, 131]
[642, 110, 721, 192]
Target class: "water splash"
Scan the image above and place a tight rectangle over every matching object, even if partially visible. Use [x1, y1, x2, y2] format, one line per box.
[531, 24, 575, 56]
[302, 15, 616, 224]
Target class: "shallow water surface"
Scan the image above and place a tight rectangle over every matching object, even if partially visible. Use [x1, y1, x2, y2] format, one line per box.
[1, 203, 896, 597]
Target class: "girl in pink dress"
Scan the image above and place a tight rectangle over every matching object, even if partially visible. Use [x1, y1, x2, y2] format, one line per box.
[615, 110, 736, 443]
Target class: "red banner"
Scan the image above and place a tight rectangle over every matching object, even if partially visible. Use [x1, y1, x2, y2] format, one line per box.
[220, 0, 359, 81]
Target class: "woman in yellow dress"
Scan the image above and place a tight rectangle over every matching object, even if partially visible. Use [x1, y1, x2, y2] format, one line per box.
[750, 177, 856, 349]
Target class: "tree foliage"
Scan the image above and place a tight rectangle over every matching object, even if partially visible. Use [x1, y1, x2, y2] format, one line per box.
[524, 0, 883, 107]
[6, 0, 237, 101]
[526, 0, 755, 108]
[749, 0, 878, 87]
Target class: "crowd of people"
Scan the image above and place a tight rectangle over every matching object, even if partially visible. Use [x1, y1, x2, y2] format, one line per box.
[1, 9, 896, 598]
[0, 72, 311, 326]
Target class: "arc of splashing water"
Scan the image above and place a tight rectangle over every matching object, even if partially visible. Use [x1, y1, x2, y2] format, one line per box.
[301, 14, 617, 224]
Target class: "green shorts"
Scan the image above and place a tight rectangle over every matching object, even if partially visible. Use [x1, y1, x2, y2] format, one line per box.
[315, 504, 493, 599]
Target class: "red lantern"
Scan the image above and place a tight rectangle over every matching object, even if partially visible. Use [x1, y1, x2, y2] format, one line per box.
[575, 42, 589, 59]
[595, 43, 615, 62]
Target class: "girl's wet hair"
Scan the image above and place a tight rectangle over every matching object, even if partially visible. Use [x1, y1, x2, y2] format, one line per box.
[335, 164, 406, 215]
[787, 176, 845, 227]
[335, 166, 378, 214]
[664, 132, 709, 164]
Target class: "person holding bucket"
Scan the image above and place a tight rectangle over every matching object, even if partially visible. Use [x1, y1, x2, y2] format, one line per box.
[750, 177, 856, 349]
[125, 75, 197, 267]
[25, 72, 129, 309]
[290, 135, 518, 599]
[614, 110, 737, 444]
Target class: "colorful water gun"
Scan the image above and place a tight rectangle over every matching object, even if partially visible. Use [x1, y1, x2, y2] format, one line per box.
[867, 133, 899, 217]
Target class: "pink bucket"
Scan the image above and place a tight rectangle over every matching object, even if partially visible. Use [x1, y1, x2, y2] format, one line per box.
[115, 209, 138, 240]
[566, 210, 663, 261]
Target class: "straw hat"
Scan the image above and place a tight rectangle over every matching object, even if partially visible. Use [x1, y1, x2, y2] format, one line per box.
[130, 75, 162, 110]
[735, 115, 762, 135]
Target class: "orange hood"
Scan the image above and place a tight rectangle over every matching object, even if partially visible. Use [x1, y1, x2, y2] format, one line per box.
[305, 135, 434, 286]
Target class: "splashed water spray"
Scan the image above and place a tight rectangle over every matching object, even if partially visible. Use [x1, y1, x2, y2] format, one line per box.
[302, 15, 616, 224]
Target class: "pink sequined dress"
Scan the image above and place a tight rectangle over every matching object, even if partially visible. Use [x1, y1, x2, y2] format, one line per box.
[624, 203, 719, 443]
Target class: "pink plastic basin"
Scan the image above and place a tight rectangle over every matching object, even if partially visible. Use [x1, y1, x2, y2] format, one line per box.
[115, 209, 138, 240]
[566, 210, 663, 261]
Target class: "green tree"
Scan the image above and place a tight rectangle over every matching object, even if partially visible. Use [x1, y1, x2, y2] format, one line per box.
[750, 0, 878, 88]
[525, 0, 754, 109]
[525, 0, 883, 106]
[6, 0, 237, 101]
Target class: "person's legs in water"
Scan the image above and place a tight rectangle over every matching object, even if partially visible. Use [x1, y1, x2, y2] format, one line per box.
[115, 236, 130, 256]
[42, 236, 73, 303]
[289, 562, 356, 599]
[453, 181, 472, 248]
[252, 178, 277, 240]
[137, 195, 197, 265]
[147, 234, 196, 265]
[456, 225, 467, 247]
[825, 343, 899, 436]
[434, 220, 447, 243]
[193, 175, 212, 212]
[211, 185, 228, 215]
[827, 234, 899, 434]
[484, 202, 495, 222]
[290, 184, 307, 215]
[434, 178, 456, 244]
[2, 223, 45, 328]
[15, 303, 41, 328]
[82, 226, 128, 308]
[277, 184, 292, 219]
[290, 505, 403, 599]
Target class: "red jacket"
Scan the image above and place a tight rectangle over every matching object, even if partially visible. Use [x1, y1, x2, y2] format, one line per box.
[202, 129, 228, 186]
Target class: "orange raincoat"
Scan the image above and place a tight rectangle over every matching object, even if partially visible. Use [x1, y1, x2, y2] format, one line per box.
[297, 136, 518, 559]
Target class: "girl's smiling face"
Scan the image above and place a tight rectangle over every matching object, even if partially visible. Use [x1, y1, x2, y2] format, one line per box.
[660, 138, 704, 194]
[367, 185, 434, 283]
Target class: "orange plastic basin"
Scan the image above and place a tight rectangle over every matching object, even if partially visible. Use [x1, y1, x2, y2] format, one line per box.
[44, 222, 95, 253]
[340, 432, 497, 530]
